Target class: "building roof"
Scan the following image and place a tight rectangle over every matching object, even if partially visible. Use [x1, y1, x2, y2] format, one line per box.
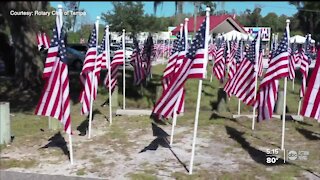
[171, 14, 247, 35]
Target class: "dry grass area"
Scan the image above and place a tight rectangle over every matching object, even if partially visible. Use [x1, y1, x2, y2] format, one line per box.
[0, 65, 319, 179]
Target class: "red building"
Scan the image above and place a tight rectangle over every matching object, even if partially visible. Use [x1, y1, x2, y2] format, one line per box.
[171, 14, 246, 36]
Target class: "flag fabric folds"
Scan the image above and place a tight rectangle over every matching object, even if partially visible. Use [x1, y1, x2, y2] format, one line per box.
[161, 29, 186, 116]
[104, 46, 124, 94]
[79, 25, 98, 115]
[130, 38, 146, 86]
[224, 35, 259, 105]
[35, 20, 72, 135]
[300, 50, 320, 122]
[37, 31, 50, 51]
[152, 18, 208, 119]
[212, 37, 226, 82]
[299, 35, 312, 98]
[255, 27, 290, 121]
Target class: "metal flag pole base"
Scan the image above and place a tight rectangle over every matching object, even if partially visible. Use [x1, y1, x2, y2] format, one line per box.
[68, 134, 74, 165]
[281, 77, 288, 150]
[189, 80, 203, 175]
[237, 99, 241, 115]
[297, 98, 302, 115]
[170, 111, 177, 146]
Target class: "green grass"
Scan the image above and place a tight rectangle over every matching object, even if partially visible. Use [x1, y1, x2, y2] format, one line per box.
[0, 159, 38, 169]
[128, 172, 157, 180]
[76, 168, 87, 176]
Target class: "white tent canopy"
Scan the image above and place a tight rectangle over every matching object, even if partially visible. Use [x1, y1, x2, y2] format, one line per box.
[290, 35, 315, 44]
[217, 30, 254, 41]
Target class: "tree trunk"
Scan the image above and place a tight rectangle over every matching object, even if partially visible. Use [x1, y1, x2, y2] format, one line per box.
[1, 2, 47, 89]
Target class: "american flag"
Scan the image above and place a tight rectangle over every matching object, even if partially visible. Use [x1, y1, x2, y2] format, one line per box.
[161, 29, 186, 116]
[235, 40, 244, 69]
[152, 18, 208, 118]
[269, 34, 278, 63]
[257, 38, 264, 77]
[130, 38, 146, 85]
[97, 34, 107, 70]
[212, 37, 226, 82]
[37, 32, 50, 51]
[255, 27, 290, 121]
[299, 35, 312, 98]
[300, 50, 320, 122]
[162, 33, 180, 90]
[224, 35, 259, 105]
[226, 39, 238, 80]
[104, 43, 124, 94]
[35, 22, 72, 134]
[226, 39, 237, 66]
[42, 16, 60, 79]
[208, 42, 216, 61]
[141, 35, 155, 78]
[288, 40, 300, 80]
[79, 25, 98, 115]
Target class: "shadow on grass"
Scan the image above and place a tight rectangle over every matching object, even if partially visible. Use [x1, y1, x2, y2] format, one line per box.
[225, 126, 286, 166]
[295, 128, 320, 140]
[210, 88, 227, 111]
[40, 131, 70, 160]
[202, 89, 214, 97]
[296, 121, 313, 127]
[139, 123, 189, 173]
[76, 109, 102, 136]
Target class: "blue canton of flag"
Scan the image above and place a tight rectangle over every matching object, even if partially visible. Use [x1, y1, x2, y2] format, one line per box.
[245, 35, 258, 64]
[88, 25, 97, 48]
[170, 34, 180, 56]
[273, 30, 288, 58]
[50, 25, 67, 63]
[186, 19, 206, 60]
[235, 40, 243, 63]
[177, 31, 186, 52]
[98, 35, 106, 54]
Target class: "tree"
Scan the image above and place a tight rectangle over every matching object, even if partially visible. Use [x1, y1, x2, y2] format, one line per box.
[0, 2, 50, 89]
[290, 1, 320, 41]
[262, 13, 279, 33]
[63, 1, 85, 32]
[250, 7, 262, 26]
[155, 1, 184, 23]
[101, 2, 145, 37]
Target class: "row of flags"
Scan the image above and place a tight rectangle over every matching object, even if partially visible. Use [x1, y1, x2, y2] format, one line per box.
[152, 17, 208, 119]
[209, 26, 315, 122]
[130, 35, 155, 86]
[79, 24, 125, 116]
[35, 16, 318, 134]
[152, 20, 316, 123]
[35, 13, 72, 134]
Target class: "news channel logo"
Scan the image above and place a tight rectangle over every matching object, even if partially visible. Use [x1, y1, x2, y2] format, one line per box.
[287, 150, 309, 161]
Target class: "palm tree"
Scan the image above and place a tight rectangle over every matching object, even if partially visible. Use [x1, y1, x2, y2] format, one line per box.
[153, 1, 184, 23]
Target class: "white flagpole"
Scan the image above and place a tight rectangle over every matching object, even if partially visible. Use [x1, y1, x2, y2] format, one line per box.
[170, 19, 188, 146]
[251, 30, 261, 130]
[292, 77, 295, 91]
[297, 98, 302, 115]
[209, 36, 214, 82]
[189, 7, 210, 175]
[106, 25, 112, 125]
[237, 99, 241, 115]
[88, 16, 100, 139]
[281, 19, 290, 150]
[57, 4, 73, 165]
[122, 29, 126, 110]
